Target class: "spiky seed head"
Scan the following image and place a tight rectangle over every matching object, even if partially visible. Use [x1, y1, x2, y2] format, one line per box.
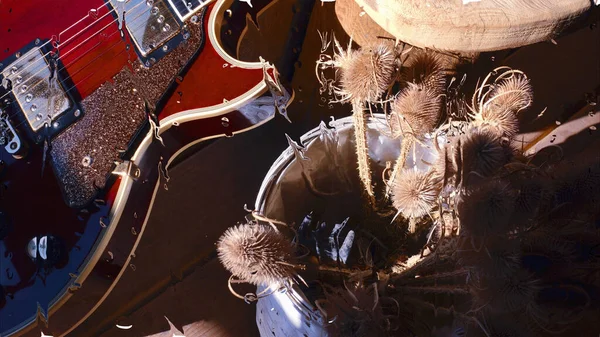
[458, 237, 521, 278]
[477, 271, 540, 312]
[456, 126, 512, 185]
[217, 223, 294, 286]
[488, 74, 533, 114]
[474, 74, 532, 137]
[338, 43, 396, 103]
[389, 83, 443, 138]
[392, 169, 442, 219]
[457, 180, 517, 237]
[402, 50, 448, 90]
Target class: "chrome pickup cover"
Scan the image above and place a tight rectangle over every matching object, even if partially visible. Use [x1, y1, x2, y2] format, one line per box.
[109, 0, 181, 57]
[1, 48, 71, 132]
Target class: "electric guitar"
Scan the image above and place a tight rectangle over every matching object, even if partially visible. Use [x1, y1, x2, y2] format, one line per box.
[0, 0, 299, 335]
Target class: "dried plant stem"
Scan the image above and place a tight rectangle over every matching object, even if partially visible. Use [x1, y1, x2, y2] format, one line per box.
[386, 134, 415, 197]
[352, 100, 375, 206]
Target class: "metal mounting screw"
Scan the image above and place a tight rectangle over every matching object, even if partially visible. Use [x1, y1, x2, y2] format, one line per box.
[82, 156, 93, 167]
[74, 109, 81, 117]
[190, 15, 199, 24]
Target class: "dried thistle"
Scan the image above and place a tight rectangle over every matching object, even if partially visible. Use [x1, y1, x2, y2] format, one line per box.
[337, 43, 396, 103]
[470, 69, 533, 137]
[392, 169, 442, 222]
[401, 50, 448, 91]
[456, 126, 512, 185]
[389, 83, 443, 138]
[457, 180, 517, 237]
[487, 74, 533, 114]
[217, 223, 295, 286]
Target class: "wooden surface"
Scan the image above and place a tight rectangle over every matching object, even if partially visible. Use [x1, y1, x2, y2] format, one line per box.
[354, 0, 594, 52]
[334, 0, 394, 47]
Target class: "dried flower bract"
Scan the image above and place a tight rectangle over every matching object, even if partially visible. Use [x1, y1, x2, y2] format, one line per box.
[392, 169, 442, 220]
[390, 83, 443, 138]
[217, 223, 294, 286]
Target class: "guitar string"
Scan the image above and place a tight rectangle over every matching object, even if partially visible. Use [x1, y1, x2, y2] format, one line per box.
[10, 1, 158, 108]
[5, 4, 153, 130]
[5, 0, 205, 90]
[0, 0, 156, 104]
[6, 4, 176, 131]
[1, 3, 119, 89]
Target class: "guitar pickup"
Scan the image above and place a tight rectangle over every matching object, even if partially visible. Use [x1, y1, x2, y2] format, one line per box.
[108, 0, 183, 65]
[0, 40, 82, 144]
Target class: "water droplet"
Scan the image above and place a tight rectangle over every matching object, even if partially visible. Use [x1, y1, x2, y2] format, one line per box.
[146, 0, 153, 6]
[30, 104, 37, 112]
[157, 15, 165, 23]
[162, 23, 170, 32]
[25, 93, 33, 102]
[151, 6, 159, 15]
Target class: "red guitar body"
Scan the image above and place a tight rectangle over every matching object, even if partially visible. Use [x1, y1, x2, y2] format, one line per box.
[0, 0, 293, 335]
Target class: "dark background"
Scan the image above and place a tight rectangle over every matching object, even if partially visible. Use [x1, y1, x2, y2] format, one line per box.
[74, 1, 600, 336]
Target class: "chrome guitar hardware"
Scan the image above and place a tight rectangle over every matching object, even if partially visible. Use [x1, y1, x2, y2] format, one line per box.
[1, 48, 71, 133]
[113, 160, 141, 181]
[0, 110, 21, 154]
[109, 0, 181, 57]
[0, 40, 83, 144]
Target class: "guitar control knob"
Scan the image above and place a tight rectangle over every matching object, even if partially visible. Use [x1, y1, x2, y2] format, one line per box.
[26, 235, 66, 268]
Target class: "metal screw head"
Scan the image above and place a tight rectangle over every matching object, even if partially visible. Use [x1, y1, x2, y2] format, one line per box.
[162, 45, 168, 52]
[82, 156, 93, 167]
[52, 121, 60, 128]
[190, 15, 199, 24]
[9, 142, 17, 150]
[74, 109, 81, 117]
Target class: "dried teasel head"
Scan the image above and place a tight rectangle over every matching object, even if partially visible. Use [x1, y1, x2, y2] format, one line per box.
[471, 70, 533, 137]
[401, 50, 448, 90]
[217, 222, 294, 286]
[457, 180, 517, 237]
[389, 83, 443, 138]
[455, 126, 513, 186]
[337, 43, 396, 103]
[392, 169, 442, 221]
